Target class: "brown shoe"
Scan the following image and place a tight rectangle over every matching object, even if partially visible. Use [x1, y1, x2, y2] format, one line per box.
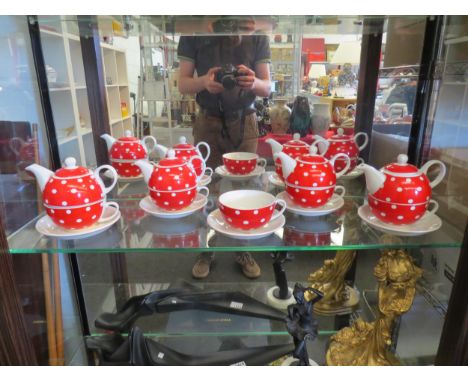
[235, 252, 261, 279]
[192, 253, 214, 279]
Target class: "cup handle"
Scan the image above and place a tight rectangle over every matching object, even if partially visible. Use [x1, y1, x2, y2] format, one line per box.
[98, 201, 120, 223]
[257, 158, 267, 168]
[271, 199, 287, 220]
[142, 135, 157, 154]
[204, 167, 213, 177]
[334, 185, 346, 198]
[330, 153, 351, 178]
[427, 199, 439, 215]
[357, 157, 365, 165]
[94, 164, 118, 194]
[354, 132, 369, 151]
[197, 186, 210, 198]
[196, 141, 211, 162]
[420, 160, 446, 189]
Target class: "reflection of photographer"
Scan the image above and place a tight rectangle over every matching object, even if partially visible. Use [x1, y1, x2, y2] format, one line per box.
[177, 16, 272, 169]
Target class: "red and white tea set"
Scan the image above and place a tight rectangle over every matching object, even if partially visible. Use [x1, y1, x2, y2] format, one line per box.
[26, 129, 447, 240]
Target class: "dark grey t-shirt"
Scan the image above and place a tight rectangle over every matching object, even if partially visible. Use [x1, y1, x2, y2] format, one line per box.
[177, 35, 271, 110]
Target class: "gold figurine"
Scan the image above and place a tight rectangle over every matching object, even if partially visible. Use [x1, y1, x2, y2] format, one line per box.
[308, 249, 359, 315]
[308, 209, 360, 315]
[326, 235, 422, 366]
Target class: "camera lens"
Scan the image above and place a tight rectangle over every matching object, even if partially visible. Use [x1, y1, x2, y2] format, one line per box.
[222, 75, 237, 90]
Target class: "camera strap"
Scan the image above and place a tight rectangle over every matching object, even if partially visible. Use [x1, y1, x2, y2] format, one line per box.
[218, 94, 246, 149]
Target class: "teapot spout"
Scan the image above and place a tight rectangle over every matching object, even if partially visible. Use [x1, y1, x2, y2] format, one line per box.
[274, 152, 297, 180]
[155, 143, 169, 159]
[25, 163, 54, 192]
[265, 138, 283, 156]
[100, 134, 116, 151]
[134, 160, 154, 184]
[357, 163, 386, 195]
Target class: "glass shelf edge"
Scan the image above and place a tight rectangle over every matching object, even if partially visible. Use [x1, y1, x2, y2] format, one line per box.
[9, 242, 462, 255]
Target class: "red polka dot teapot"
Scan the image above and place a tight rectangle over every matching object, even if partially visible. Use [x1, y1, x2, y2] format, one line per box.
[358, 154, 446, 224]
[266, 133, 322, 180]
[135, 149, 209, 211]
[315, 128, 369, 174]
[155, 136, 211, 179]
[26, 157, 119, 230]
[101, 130, 157, 179]
[274, 144, 350, 208]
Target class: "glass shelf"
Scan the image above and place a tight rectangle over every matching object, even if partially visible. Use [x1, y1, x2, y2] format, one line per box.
[7, 170, 463, 254]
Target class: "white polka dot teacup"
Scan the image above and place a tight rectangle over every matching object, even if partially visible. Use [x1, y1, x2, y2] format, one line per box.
[218, 190, 286, 230]
[26, 157, 119, 230]
[222, 152, 267, 175]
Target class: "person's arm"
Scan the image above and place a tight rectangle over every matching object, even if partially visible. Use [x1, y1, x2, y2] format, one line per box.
[236, 63, 271, 98]
[178, 60, 224, 95]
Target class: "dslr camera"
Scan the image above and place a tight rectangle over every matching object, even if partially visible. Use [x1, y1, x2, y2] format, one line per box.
[215, 64, 241, 90]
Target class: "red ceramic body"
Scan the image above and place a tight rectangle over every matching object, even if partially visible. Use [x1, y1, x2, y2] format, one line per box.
[45, 202, 104, 230]
[325, 137, 359, 173]
[324, 129, 367, 173]
[149, 187, 197, 211]
[368, 195, 429, 225]
[223, 152, 259, 175]
[42, 159, 107, 229]
[284, 227, 330, 246]
[286, 184, 335, 208]
[283, 152, 339, 208]
[153, 231, 200, 248]
[170, 138, 208, 177]
[218, 190, 281, 230]
[109, 136, 147, 178]
[367, 155, 435, 224]
[145, 151, 199, 211]
[274, 136, 310, 180]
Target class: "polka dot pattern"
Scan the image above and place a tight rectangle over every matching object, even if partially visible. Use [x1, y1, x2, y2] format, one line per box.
[109, 137, 147, 161]
[373, 173, 431, 204]
[44, 173, 103, 207]
[286, 184, 335, 208]
[111, 161, 142, 178]
[368, 195, 430, 225]
[45, 202, 103, 230]
[219, 202, 277, 230]
[149, 187, 197, 211]
[223, 157, 257, 175]
[285, 153, 337, 189]
[324, 136, 361, 173]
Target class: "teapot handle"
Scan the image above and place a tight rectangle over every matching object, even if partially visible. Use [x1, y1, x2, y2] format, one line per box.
[310, 137, 329, 155]
[196, 141, 211, 162]
[94, 165, 118, 195]
[330, 153, 351, 178]
[189, 155, 205, 183]
[420, 160, 446, 189]
[354, 132, 369, 151]
[142, 136, 157, 154]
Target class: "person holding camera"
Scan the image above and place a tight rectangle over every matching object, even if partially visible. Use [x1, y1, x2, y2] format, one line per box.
[177, 17, 272, 280]
[177, 18, 272, 170]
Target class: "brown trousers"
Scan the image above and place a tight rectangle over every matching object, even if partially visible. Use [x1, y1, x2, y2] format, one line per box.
[193, 111, 259, 170]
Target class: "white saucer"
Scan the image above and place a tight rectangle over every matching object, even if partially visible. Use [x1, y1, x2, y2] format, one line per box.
[139, 193, 207, 219]
[277, 191, 345, 217]
[215, 165, 265, 181]
[207, 209, 285, 240]
[358, 204, 442, 236]
[340, 167, 364, 180]
[267, 171, 285, 188]
[198, 174, 212, 186]
[35, 205, 121, 240]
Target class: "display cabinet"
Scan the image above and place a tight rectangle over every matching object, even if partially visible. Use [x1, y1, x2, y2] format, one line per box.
[1, 15, 468, 366]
